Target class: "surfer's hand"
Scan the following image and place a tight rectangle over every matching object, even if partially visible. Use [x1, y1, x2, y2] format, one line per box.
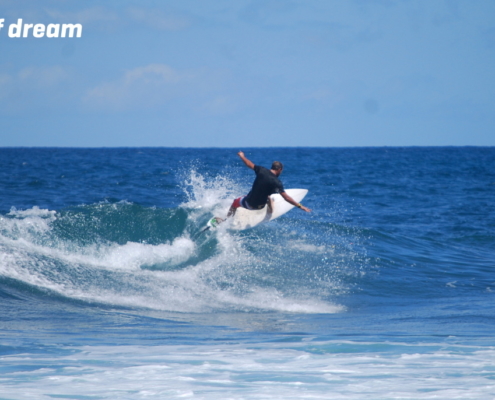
[237, 151, 255, 169]
[300, 205, 311, 212]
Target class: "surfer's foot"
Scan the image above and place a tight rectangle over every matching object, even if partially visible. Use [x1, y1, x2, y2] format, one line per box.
[210, 217, 224, 228]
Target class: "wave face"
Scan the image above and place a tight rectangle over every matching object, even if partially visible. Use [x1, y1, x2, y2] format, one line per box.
[0, 199, 350, 314]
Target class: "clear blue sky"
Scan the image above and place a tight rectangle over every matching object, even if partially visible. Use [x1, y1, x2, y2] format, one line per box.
[1, 0, 494, 147]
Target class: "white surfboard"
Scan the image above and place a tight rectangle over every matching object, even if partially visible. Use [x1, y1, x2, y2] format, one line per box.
[207, 188, 308, 231]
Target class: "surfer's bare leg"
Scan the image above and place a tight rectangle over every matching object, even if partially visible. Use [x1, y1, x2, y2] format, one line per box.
[227, 206, 236, 218]
[227, 196, 243, 218]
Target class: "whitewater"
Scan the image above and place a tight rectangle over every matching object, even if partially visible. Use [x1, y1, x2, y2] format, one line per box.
[0, 147, 494, 399]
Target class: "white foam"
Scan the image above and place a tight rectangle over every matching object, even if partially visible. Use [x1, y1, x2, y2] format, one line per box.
[214, 287, 344, 314]
[97, 237, 196, 270]
[0, 226, 196, 271]
[1, 206, 56, 241]
[1, 342, 494, 400]
[8, 206, 56, 219]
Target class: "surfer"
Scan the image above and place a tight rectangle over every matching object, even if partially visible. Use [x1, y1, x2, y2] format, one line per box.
[227, 151, 311, 217]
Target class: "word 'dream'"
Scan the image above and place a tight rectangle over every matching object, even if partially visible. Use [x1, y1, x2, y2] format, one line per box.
[5, 19, 82, 38]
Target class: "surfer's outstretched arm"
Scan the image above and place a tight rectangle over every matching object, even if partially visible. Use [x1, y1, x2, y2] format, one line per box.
[237, 151, 255, 170]
[281, 192, 311, 212]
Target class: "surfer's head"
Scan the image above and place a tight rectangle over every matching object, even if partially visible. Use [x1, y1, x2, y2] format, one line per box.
[271, 161, 283, 176]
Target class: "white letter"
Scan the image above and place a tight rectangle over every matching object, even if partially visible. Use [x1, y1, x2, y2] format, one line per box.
[46, 24, 59, 38]
[8, 18, 22, 38]
[61, 23, 82, 38]
[33, 23, 45, 38]
[0, 19, 5, 31]
[23, 23, 33, 38]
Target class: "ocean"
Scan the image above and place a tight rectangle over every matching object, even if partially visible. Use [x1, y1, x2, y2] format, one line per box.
[0, 147, 494, 399]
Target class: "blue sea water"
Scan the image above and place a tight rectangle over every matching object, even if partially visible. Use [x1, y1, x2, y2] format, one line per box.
[0, 147, 494, 399]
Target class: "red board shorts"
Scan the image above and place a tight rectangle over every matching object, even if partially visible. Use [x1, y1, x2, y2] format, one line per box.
[231, 196, 255, 210]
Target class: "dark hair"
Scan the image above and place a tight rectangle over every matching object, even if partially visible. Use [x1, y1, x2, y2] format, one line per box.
[271, 161, 283, 171]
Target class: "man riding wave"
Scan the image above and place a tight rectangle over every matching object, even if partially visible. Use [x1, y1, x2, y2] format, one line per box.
[227, 151, 311, 217]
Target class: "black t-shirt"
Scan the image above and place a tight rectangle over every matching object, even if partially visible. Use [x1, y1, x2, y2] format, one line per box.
[245, 165, 285, 208]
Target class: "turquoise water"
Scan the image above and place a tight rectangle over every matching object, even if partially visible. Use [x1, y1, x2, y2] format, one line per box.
[1, 147, 494, 399]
